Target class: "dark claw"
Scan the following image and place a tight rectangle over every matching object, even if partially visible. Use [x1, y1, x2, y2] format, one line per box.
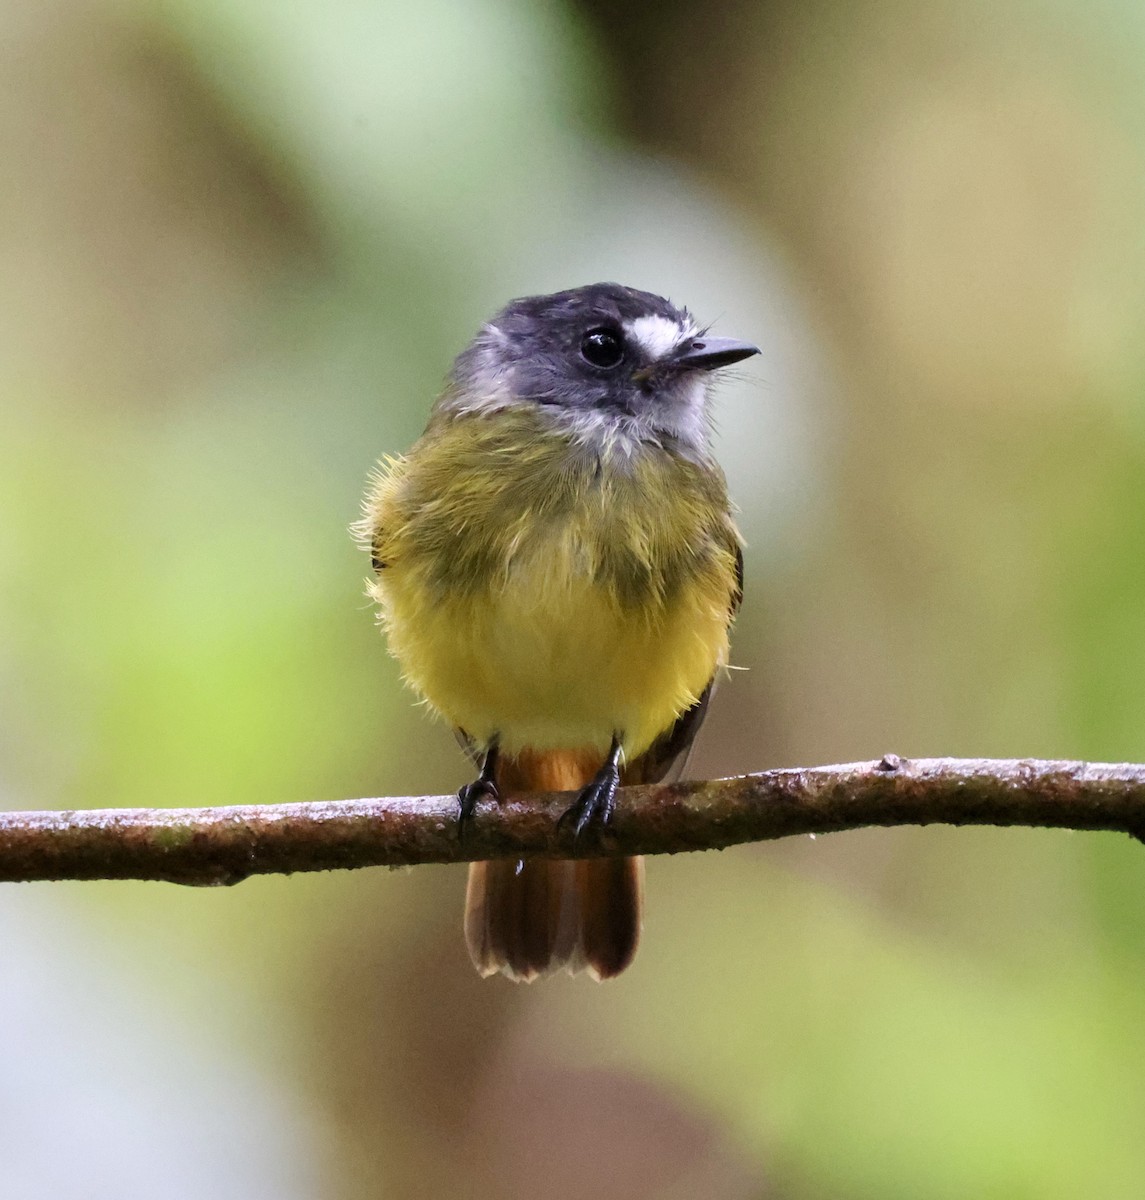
[457, 777, 499, 839]
[457, 742, 500, 841]
[559, 741, 622, 841]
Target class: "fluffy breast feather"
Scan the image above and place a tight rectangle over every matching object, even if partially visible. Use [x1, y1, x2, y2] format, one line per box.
[360, 410, 741, 756]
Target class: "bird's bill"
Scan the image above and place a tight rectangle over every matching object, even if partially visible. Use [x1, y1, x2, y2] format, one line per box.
[670, 337, 761, 371]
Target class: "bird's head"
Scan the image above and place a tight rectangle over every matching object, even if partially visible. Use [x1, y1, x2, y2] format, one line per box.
[439, 282, 759, 459]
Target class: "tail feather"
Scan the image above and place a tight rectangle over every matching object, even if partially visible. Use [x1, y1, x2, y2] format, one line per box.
[464, 855, 643, 982]
[463, 747, 643, 982]
[575, 856, 644, 980]
[464, 858, 576, 982]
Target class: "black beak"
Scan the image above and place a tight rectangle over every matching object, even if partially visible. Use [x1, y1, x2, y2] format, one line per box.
[671, 336, 760, 371]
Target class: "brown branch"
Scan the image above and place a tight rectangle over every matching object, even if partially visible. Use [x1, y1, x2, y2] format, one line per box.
[0, 756, 1143, 886]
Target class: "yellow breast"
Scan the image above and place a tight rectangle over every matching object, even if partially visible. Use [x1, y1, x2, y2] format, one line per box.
[362, 410, 740, 759]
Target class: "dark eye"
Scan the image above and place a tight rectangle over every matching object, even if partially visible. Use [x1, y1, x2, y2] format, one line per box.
[580, 328, 624, 369]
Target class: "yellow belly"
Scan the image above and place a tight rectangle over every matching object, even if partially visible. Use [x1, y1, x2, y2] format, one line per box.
[380, 536, 731, 757]
[362, 410, 740, 759]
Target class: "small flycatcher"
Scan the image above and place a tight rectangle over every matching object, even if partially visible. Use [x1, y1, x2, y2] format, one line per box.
[360, 283, 757, 981]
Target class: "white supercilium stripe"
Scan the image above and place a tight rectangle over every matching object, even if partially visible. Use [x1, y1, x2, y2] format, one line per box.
[625, 315, 686, 361]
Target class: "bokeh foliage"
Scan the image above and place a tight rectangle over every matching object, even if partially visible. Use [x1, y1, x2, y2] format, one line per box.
[2, 0, 1145, 1195]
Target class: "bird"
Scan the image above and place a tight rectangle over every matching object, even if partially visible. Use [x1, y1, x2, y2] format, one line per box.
[359, 282, 757, 981]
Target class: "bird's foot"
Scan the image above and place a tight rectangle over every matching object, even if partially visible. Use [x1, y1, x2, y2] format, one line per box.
[457, 743, 500, 840]
[457, 776, 499, 839]
[559, 736, 622, 841]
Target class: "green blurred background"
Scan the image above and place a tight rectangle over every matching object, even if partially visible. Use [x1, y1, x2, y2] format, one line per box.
[3, 0, 1145, 1195]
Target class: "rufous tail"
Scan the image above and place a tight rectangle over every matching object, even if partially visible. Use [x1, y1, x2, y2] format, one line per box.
[463, 749, 643, 982]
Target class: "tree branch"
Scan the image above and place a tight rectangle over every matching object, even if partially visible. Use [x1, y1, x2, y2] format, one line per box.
[0, 756, 1143, 886]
